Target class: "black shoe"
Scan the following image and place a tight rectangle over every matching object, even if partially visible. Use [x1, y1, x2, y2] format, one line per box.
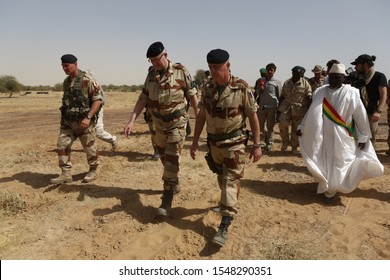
[150, 146, 160, 160]
[212, 225, 228, 246]
[150, 152, 160, 160]
[212, 216, 232, 246]
[157, 189, 174, 216]
[173, 184, 180, 194]
[323, 195, 334, 204]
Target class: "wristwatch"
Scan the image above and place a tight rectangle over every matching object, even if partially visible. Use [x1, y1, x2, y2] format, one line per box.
[87, 115, 92, 120]
[253, 143, 261, 148]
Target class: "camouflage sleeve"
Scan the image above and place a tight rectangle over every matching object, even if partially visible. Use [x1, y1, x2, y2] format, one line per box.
[198, 87, 205, 110]
[241, 83, 258, 115]
[305, 80, 312, 97]
[244, 89, 259, 116]
[181, 66, 198, 99]
[86, 76, 102, 102]
[139, 75, 149, 103]
[281, 80, 288, 98]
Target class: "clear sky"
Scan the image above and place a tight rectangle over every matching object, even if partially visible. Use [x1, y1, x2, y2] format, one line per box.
[1, 0, 389, 87]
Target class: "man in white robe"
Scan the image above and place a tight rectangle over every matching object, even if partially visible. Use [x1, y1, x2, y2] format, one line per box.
[297, 63, 384, 203]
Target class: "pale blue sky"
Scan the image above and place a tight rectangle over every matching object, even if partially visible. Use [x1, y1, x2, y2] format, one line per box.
[1, 0, 389, 87]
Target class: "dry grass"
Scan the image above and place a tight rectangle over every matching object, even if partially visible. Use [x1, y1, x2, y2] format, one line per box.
[261, 237, 321, 260]
[0, 191, 27, 215]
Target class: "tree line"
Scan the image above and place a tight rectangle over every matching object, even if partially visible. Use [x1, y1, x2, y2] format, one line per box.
[1, 70, 208, 97]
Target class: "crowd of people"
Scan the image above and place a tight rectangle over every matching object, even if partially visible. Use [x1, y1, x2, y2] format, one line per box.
[50, 44, 388, 247]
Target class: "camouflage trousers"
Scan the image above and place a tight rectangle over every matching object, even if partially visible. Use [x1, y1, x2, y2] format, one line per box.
[279, 112, 305, 148]
[146, 110, 157, 148]
[55, 120, 100, 171]
[155, 125, 186, 191]
[210, 142, 245, 217]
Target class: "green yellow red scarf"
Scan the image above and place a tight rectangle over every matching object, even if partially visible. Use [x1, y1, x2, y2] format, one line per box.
[323, 97, 356, 139]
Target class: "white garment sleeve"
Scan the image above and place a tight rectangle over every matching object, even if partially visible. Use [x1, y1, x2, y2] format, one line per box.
[352, 90, 371, 143]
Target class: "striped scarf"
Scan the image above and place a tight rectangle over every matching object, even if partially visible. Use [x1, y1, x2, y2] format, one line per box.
[360, 68, 375, 109]
[322, 97, 356, 139]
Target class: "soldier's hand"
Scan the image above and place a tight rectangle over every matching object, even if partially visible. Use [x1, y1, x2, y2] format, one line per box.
[80, 118, 90, 129]
[190, 142, 198, 160]
[369, 112, 380, 123]
[249, 146, 262, 163]
[358, 142, 366, 150]
[124, 122, 134, 138]
[296, 129, 302, 136]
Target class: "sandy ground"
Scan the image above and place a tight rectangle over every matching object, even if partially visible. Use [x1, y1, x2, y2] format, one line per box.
[0, 91, 389, 260]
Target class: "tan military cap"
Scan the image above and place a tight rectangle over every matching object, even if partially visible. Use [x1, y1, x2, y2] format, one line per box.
[311, 65, 323, 73]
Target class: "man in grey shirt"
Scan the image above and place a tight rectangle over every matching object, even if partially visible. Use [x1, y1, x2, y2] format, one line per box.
[256, 63, 282, 151]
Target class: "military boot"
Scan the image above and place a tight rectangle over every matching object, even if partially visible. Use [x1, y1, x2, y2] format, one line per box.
[50, 169, 72, 184]
[173, 184, 180, 194]
[150, 145, 160, 161]
[212, 216, 233, 246]
[157, 189, 174, 216]
[83, 167, 98, 183]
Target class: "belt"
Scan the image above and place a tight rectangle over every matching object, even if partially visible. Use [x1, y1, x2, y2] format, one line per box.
[207, 129, 243, 142]
[152, 108, 186, 122]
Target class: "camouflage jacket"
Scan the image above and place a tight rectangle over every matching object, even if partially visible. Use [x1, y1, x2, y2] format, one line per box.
[199, 75, 258, 144]
[139, 61, 198, 130]
[61, 70, 102, 122]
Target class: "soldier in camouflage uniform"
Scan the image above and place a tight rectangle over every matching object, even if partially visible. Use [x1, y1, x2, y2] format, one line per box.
[278, 66, 312, 154]
[124, 42, 199, 216]
[190, 49, 262, 246]
[308, 65, 325, 92]
[51, 54, 102, 184]
[143, 66, 159, 160]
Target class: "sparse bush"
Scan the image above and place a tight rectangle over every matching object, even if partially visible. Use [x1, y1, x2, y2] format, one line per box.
[0, 191, 27, 215]
[262, 237, 321, 260]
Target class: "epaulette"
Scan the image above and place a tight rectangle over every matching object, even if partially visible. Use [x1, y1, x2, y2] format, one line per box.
[82, 71, 94, 81]
[173, 63, 185, 69]
[236, 78, 249, 88]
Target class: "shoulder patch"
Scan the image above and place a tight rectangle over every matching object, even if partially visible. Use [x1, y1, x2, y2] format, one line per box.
[93, 81, 100, 93]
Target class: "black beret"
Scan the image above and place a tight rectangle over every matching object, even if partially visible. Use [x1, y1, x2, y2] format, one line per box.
[291, 66, 305, 73]
[207, 49, 229, 64]
[61, 54, 77, 64]
[146, 42, 165, 58]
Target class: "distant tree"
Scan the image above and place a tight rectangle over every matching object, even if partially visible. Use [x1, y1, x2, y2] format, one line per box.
[129, 85, 144, 92]
[101, 84, 142, 92]
[53, 83, 63, 91]
[193, 69, 207, 86]
[0, 75, 23, 97]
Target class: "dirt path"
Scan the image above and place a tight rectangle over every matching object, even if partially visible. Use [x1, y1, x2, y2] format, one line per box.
[1, 92, 389, 260]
